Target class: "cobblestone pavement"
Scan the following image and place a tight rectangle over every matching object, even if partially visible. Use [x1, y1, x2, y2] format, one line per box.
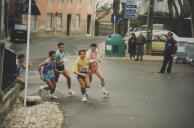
[3, 100, 64, 128]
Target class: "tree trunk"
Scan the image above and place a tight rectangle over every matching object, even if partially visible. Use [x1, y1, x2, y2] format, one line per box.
[177, 0, 185, 16]
[172, 0, 180, 17]
[172, 0, 184, 36]
[167, 0, 173, 18]
[182, 0, 190, 17]
[113, 0, 120, 33]
[189, 0, 194, 37]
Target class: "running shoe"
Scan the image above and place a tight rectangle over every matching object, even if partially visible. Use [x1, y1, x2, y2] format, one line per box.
[68, 89, 76, 95]
[39, 85, 46, 92]
[48, 94, 58, 99]
[103, 90, 109, 96]
[82, 95, 87, 102]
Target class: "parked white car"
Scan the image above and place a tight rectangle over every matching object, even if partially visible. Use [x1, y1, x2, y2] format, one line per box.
[131, 30, 194, 43]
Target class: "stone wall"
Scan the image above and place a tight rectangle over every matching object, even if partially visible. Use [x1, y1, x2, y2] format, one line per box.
[0, 83, 20, 126]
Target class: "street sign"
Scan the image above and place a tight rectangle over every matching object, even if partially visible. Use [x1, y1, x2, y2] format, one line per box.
[111, 14, 118, 23]
[125, 9, 136, 13]
[124, 14, 136, 19]
[113, 15, 116, 23]
[124, 3, 137, 19]
[126, 4, 137, 9]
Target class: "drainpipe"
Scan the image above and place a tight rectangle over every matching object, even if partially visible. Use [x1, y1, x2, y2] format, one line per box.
[92, 0, 96, 36]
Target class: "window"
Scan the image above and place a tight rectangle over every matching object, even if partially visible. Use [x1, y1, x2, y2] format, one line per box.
[31, 16, 37, 31]
[76, 0, 81, 4]
[47, 14, 52, 31]
[59, 0, 64, 2]
[48, 0, 54, 3]
[68, 0, 73, 4]
[76, 14, 80, 30]
[56, 14, 62, 30]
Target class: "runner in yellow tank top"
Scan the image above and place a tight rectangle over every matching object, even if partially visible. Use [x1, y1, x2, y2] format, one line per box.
[72, 49, 90, 102]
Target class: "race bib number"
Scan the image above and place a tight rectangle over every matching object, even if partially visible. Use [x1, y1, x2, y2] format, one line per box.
[80, 67, 88, 73]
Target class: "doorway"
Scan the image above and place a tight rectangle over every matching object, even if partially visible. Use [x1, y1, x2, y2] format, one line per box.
[87, 15, 91, 34]
[67, 14, 71, 36]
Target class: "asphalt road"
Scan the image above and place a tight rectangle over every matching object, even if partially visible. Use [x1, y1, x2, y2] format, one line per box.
[10, 36, 194, 128]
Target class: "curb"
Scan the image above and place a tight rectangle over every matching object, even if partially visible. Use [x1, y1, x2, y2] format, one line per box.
[98, 42, 163, 61]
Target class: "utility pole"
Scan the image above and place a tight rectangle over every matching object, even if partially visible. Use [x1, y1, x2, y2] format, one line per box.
[189, 0, 194, 37]
[0, 0, 4, 90]
[191, 18, 194, 37]
[24, 0, 32, 107]
[0, 0, 2, 39]
[146, 0, 154, 54]
[0, 0, 5, 39]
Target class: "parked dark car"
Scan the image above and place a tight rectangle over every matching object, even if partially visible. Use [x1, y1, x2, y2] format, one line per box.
[10, 24, 27, 43]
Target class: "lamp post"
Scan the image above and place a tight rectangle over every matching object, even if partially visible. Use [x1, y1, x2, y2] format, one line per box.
[18, 0, 40, 106]
[24, 0, 31, 107]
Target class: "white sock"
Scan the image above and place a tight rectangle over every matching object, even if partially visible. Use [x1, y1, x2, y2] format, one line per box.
[102, 87, 106, 92]
[48, 90, 51, 94]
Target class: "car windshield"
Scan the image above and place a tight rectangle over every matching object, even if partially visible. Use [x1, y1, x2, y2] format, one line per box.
[152, 35, 166, 41]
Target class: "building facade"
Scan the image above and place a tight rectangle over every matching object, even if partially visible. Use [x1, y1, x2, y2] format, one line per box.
[23, 0, 96, 36]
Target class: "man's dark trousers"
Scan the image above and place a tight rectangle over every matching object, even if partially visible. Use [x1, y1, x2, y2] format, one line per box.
[160, 52, 173, 73]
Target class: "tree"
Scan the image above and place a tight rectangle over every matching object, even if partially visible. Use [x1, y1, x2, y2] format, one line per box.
[141, 0, 193, 36]
[166, 0, 193, 36]
[96, 2, 112, 22]
[167, 0, 183, 18]
[171, 0, 194, 36]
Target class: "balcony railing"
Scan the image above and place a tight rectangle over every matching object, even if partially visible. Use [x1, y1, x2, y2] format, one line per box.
[0, 43, 16, 91]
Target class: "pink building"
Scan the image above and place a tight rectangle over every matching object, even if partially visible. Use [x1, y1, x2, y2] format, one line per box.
[23, 0, 96, 36]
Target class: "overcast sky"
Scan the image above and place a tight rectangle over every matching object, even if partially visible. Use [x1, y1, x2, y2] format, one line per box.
[96, 0, 112, 5]
[97, 0, 112, 3]
[96, 0, 143, 5]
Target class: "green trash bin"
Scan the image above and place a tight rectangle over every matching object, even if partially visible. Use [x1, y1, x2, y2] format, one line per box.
[105, 34, 125, 57]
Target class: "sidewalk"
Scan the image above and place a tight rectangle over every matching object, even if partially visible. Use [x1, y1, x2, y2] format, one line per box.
[2, 100, 64, 128]
[99, 42, 163, 61]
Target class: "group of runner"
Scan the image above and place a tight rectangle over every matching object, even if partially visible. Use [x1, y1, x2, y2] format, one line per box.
[16, 42, 109, 102]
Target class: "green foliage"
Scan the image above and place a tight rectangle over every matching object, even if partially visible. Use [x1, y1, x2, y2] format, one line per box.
[144, 11, 169, 17]
[130, 19, 140, 28]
